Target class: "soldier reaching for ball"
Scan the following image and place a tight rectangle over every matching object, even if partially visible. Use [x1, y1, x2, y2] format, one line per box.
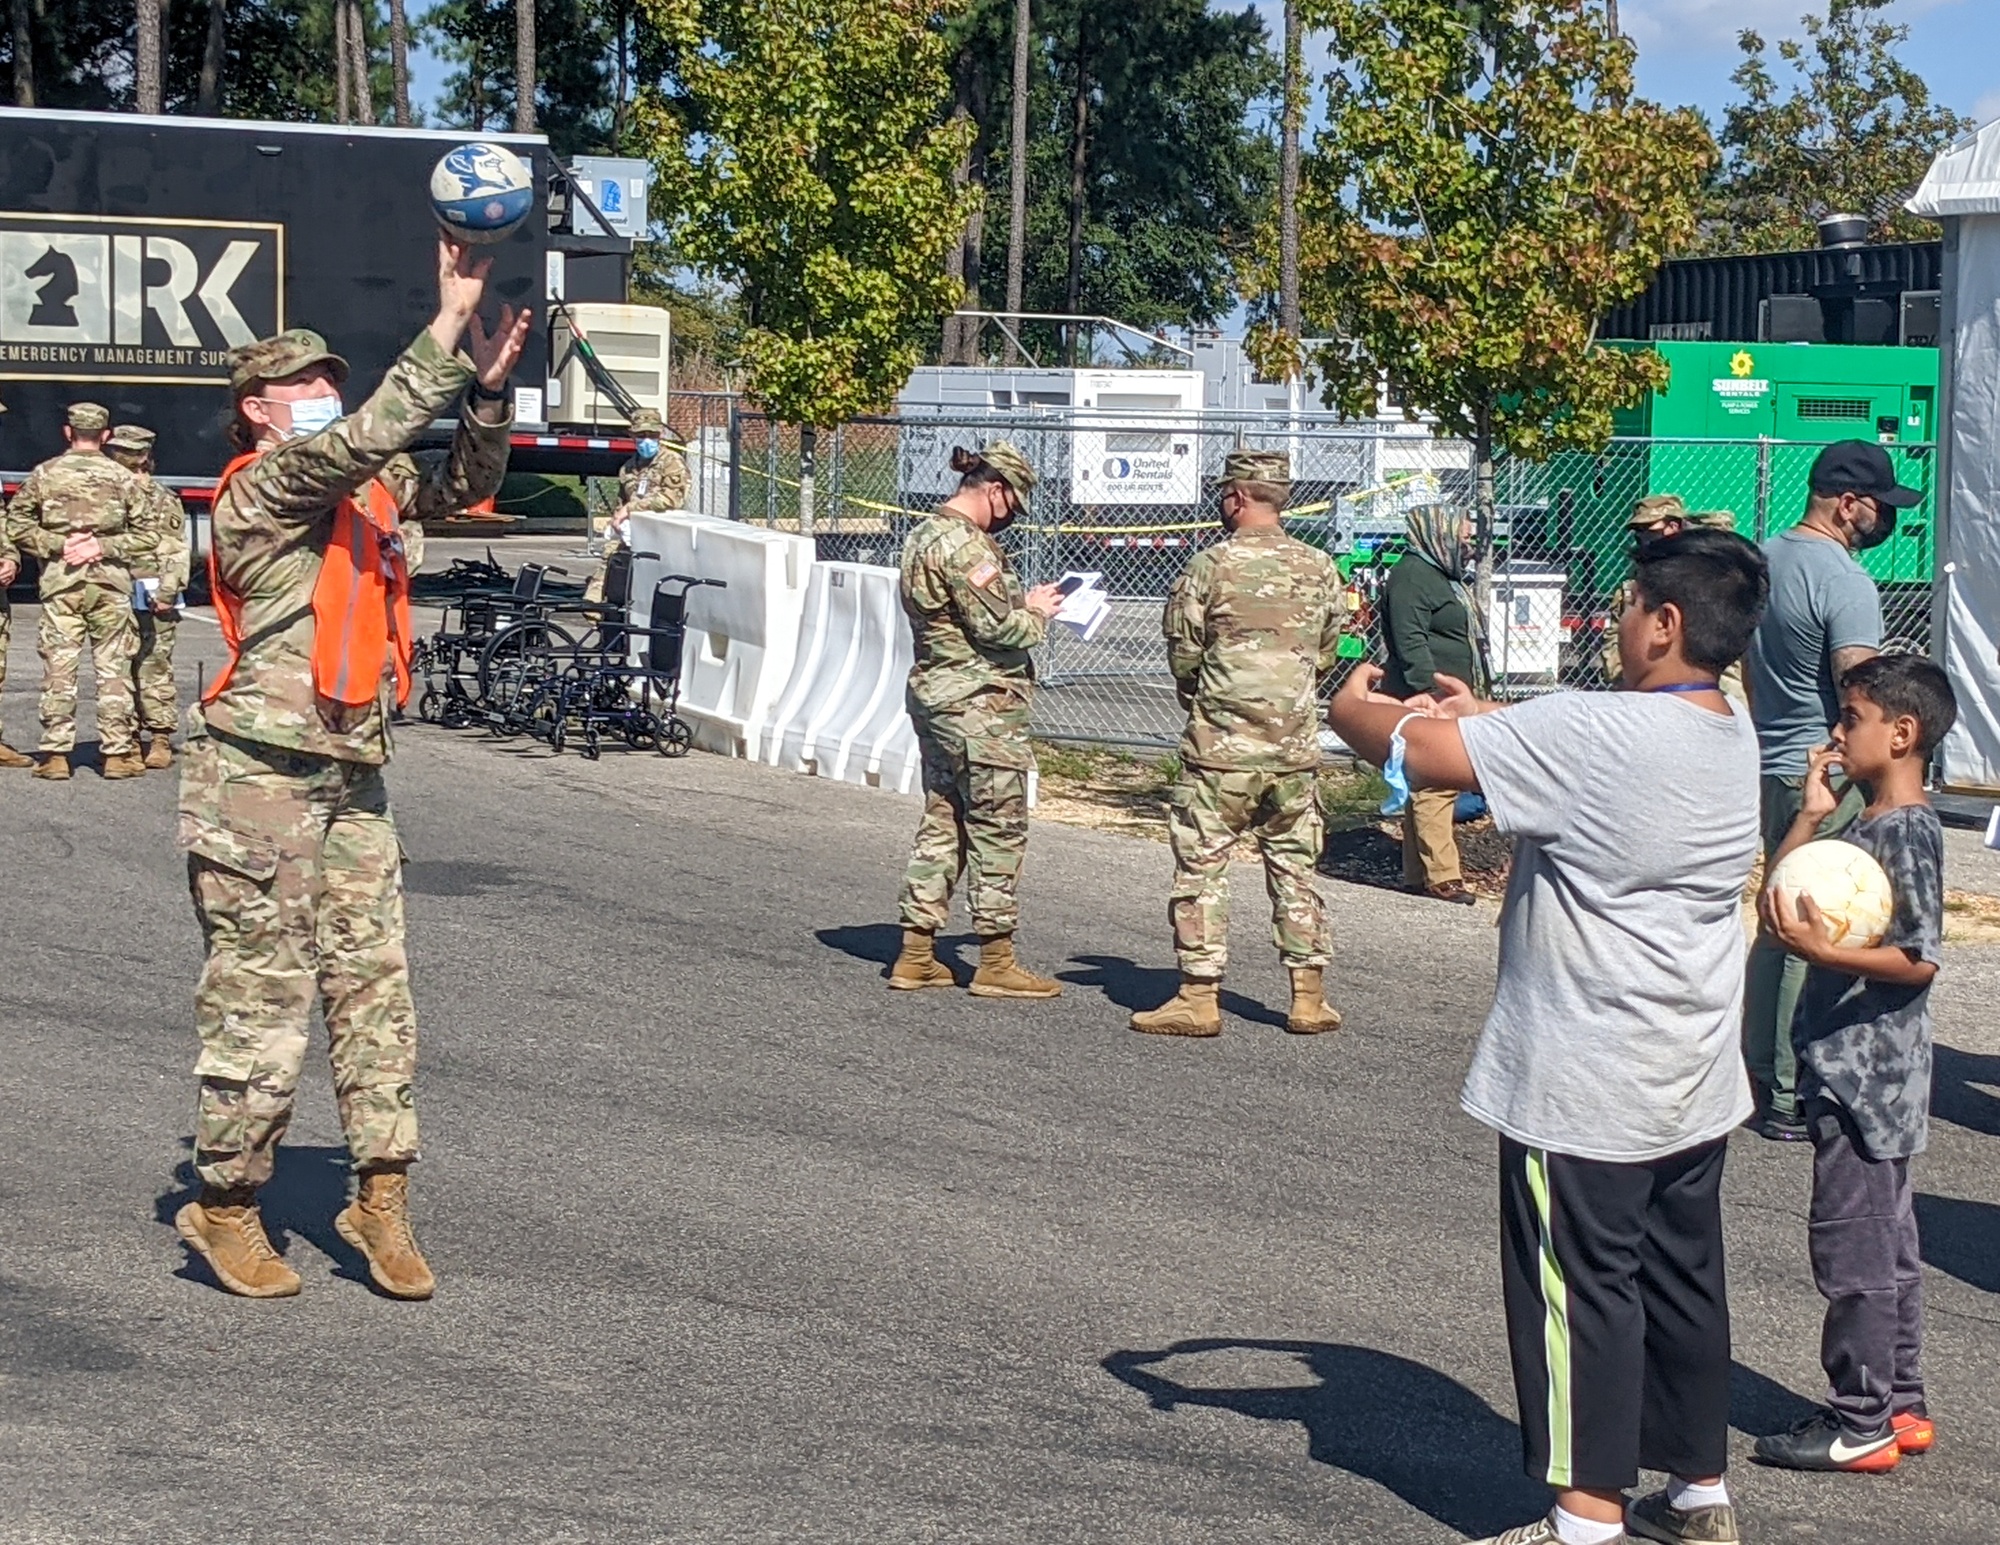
[173, 235, 530, 1301]
[887, 441, 1066, 998]
[1130, 449, 1348, 1038]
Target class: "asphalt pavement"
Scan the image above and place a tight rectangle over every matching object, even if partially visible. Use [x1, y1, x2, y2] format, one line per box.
[3, 586, 2000, 1545]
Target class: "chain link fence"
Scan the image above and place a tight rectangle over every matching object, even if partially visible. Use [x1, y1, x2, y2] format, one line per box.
[677, 408, 1939, 753]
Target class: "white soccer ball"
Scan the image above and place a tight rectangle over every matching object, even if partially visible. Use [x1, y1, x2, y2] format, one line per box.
[430, 142, 535, 244]
[1767, 838, 1894, 949]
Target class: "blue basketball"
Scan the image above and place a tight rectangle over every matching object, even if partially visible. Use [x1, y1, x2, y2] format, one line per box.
[430, 142, 535, 244]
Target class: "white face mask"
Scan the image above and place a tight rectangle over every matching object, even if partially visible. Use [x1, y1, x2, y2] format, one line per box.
[277, 396, 342, 439]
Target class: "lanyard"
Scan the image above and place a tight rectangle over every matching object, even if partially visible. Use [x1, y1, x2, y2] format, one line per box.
[1646, 681, 1721, 695]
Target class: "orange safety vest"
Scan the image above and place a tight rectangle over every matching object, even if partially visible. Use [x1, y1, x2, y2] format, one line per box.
[204, 450, 414, 709]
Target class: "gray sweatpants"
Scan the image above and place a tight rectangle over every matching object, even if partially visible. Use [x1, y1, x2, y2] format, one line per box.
[1807, 1097, 1926, 1433]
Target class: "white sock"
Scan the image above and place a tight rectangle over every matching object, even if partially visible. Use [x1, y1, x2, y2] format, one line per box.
[1667, 1477, 1730, 1511]
[1552, 1505, 1626, 1545]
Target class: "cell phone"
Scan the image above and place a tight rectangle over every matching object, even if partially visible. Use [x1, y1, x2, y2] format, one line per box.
[1056, 576, 1086, 596]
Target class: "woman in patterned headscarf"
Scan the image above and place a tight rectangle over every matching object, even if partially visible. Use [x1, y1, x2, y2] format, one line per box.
[1380, 503, 1485, 903]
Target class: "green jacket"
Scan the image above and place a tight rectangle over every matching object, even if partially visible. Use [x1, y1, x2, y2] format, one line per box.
[1380, 552, 1477, 699]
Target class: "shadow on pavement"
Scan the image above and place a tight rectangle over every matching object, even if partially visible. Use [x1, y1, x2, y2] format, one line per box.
[1101, 1337, 1544, 1538]
[155, 1143, 367, 1289]
[1728, 1361, 1820, 1437]
[1915, 1192, 2000, 1293]
[816, 923, 983, 983]
[1062, 954, 1288, 1030]
[1932, 1044, 2000, 1139]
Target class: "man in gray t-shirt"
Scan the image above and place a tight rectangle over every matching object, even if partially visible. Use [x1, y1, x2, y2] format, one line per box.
[1740, 439, 1915, 1138]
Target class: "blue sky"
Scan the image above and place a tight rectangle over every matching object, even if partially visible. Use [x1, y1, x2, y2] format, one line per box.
[407, 1, 2000, 132]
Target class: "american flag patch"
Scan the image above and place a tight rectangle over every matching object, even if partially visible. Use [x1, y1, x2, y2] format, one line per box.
[968, 561, 1000, 588]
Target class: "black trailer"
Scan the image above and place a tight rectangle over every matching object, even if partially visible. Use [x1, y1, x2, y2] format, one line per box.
[0, 106, 641, 510]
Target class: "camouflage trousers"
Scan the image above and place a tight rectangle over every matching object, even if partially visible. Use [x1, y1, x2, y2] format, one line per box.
[178, 716, 418, 1191]
[132, 609, 181, 734]
[898, 736, 1030, 938]
[0, 595, 10, 742]
[38, 583, 139, 755]
[1167, 765, 1331, 979]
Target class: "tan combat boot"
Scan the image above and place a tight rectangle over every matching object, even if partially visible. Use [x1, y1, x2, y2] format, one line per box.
[31, 753, 70, 780]
[1130, 977, 1223, 1037]
[175, 1190, 303, 1298]
[887, 927, 957, 990]
[1285, 966, 1343, 1035]
[969, 935, 1063, 999]
[335, 1167, 436, 1300]
[143, 736, 175, 770]
[0, 741, 32, 769]
[101, 751, 146, 779]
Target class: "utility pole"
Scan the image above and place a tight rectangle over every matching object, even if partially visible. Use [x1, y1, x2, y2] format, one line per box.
[515, 0, 537, 133]
[1279, 1, 1302, 350]
[135, 0, 163, 114]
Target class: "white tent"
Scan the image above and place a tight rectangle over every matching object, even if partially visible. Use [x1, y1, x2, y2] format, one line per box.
[1910, 121, 2000, 791]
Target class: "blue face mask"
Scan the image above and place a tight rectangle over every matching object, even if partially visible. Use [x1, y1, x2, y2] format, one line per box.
[636, 438, 660, 461]
[282, 396, 342, 439]
[1378, 712, 1424, 816]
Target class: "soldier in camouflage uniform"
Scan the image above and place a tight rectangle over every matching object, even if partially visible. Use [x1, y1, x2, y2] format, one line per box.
[584, 405, 690, 603]
[1131, 449, 1349, 1038]
[172, 236, 527, 1301]
[105, 424, 192, 769]
[1603, 495, 1747, 702]
[3, 402, 152, 780]
[888, 440, 1066, 998]
[0, 472, 26, 768]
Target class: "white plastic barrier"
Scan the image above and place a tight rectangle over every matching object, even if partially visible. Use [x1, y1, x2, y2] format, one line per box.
[765, 562, 922, 794]
[626, 512, 813, 761]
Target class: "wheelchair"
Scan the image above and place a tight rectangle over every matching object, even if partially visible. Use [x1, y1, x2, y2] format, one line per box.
[540, 572, 725, 759]
[416, 561, 580, 730]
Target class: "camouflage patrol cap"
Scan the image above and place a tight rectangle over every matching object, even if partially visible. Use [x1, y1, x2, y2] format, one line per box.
[227, 329, 350, 397]
[106, 423, 157, 452]
[1689, 509, 1740, 532]
[1628, 492, 1688, 528]
[629, 407, 664, 435]
[1223, 448, 1291, 486]
[66, 401, 110, 432]
[977, 440, 1037, 507]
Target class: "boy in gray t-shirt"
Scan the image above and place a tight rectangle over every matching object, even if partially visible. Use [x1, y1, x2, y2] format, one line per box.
[1755, 654, 1955, 1477]
[1329, 527, 1771, 1545]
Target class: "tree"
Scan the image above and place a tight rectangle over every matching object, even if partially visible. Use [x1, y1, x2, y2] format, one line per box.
[389, 0, 413, 124]
[136, 0, 164, 112]
[197, 0, 228, 112]
[1003, 0, 1029, 359]
[635, 0, 976, 533]
[430, 0, 615, 153]
[1010, 1, 1275, 348]
[9, 0, 32, 105]
[1278, 0, 1714, 588]
[1703, 0, 1971, 253]
[515, 0, 536, 130]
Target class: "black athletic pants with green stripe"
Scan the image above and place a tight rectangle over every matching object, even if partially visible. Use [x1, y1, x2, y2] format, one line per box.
[1499, 1136, 1733, 1491]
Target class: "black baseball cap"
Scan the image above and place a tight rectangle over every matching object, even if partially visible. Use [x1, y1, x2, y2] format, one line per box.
[1808, 439, 1922, 507]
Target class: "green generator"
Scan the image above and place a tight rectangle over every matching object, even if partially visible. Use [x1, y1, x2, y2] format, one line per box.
[1503, 341, 1939, 635]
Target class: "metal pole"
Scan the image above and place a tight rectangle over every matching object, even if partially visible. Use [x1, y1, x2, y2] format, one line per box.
[765, 419, 777, 526]
[727, 398, 741, 522]
[1755, 436, 1772, 542]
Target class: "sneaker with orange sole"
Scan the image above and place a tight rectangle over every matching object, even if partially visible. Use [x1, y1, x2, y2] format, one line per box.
[1753, 1409, 1900, 1473]
[1892, 1409, 1935, 1454]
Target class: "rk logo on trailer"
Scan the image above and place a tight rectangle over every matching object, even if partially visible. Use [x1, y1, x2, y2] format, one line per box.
[0, 213, 283, 385]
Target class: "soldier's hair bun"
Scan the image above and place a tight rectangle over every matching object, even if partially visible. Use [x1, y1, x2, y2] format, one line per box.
[949, 446, 985, 476]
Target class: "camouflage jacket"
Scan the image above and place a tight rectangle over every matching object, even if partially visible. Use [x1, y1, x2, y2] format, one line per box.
[129, 473, 193, 596]
[1164, 525, 1347, 772]
[4, 448, 154, 600]
[901, 508, 1045, 770]
[618, 449, 689, 514]
[205, 328, 510, 765]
